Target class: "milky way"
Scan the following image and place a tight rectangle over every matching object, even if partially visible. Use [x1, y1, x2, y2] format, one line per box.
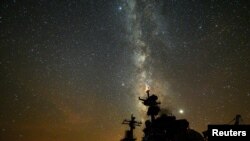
[0, 1, 249, 141]
[123, 0, 173, 117]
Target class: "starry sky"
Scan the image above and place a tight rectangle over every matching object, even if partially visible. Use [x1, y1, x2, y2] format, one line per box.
[0, 0, 249, 141]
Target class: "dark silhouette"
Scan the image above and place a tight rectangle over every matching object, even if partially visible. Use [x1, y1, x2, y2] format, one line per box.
[202, 114, 244, 141]
[121, 89, 204, 141]
[234, 114, 242, 125]
[140, 90, 204, 141]
[121, 114, 142, 141]
[139, 90, 160, 121]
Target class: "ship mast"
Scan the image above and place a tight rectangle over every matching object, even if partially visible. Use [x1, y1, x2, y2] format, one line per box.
[121, 114, 142, 141]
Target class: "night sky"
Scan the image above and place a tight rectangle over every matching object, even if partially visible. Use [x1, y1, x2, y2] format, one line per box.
[0, 0, 249, 141]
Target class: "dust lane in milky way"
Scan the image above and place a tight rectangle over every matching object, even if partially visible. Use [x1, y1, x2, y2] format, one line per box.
[0, 0, 249, 141]
[123, 0, 173, 118]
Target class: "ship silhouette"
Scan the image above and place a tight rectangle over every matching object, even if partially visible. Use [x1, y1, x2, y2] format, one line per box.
[202, 114, 244, 141]
[120, 89, 204, 141]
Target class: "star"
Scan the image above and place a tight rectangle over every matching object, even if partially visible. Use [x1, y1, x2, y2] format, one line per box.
[121, 82, 125, 87]
[118, 6, 122, 11]
[0, 0, 249, 141]
[179, 109, 184, 114]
